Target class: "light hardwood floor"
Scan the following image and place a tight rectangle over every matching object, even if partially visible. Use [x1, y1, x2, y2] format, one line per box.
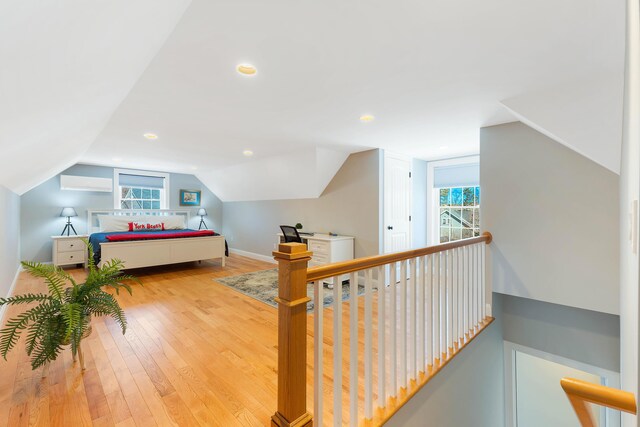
[0, 254, 282, 427]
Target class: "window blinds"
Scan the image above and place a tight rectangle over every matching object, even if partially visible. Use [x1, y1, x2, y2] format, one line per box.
[433, 163, 479, 188]
[118, 173, 165, 189]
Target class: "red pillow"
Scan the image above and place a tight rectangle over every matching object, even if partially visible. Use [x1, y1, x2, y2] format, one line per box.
[128, 222, 165, 232]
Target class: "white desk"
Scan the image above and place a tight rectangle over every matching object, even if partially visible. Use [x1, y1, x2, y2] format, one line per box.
[277, 233, 355, 283]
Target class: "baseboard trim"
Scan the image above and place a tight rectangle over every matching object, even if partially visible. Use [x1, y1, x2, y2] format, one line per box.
[0, 265, 23, 324]
[229, 248, 276, 264]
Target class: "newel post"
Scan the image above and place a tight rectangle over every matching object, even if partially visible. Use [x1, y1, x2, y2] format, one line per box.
[271, 243, 314, 427]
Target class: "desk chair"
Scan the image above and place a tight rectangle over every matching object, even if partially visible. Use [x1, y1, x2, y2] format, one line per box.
[280, 225, 303, 243]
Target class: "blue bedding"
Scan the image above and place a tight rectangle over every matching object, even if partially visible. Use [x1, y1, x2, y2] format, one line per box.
[88, 230, 228, 265]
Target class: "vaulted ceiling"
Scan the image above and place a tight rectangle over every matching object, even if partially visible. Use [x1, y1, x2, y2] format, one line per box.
[1, 0, 625, 199]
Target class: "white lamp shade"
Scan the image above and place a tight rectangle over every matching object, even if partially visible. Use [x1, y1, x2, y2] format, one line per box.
[60, 207, 78, 218]
[197, 208, 207, 216]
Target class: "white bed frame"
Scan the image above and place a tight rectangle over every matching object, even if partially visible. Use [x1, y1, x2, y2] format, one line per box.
[87, 209, 225, 269]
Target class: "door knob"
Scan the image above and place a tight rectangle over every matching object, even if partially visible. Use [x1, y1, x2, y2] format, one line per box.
[387, 226, 393, 230]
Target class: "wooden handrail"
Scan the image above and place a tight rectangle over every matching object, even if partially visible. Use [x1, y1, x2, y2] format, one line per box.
[561, 378, 637, 427]
[306, 231, 492, 282]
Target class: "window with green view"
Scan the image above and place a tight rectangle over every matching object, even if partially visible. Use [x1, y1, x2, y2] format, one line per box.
[439, 186, 480, 243]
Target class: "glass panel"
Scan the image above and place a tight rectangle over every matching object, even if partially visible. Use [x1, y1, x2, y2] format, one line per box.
[142, 188, 152, 199]
[132, 200, 143, 209]
[463, 187, 475, 206]
[152, 189, 160, 199]
[440, 227, 450, 243]
[474, 229, 480, 237]
[451, 187, 463, 206]
[142, 201, 152, 209]
[120, 201, 131, 209]
[462, 208, 473, 227]
[152, 201, 161, 210]
[440, 208, 450, 226]
[451, 208, 462, 228]
[440, 188, 450, 206]
[132, 188, 142, 199]
[121, 187, 131, 199]
[475, 186, 480, 205]
[451, 228, 462, 241]
[462, 229, 473, 239]
[473, 208, 480, 228]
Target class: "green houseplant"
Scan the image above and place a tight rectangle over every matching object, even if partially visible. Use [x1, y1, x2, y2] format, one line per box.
[0, 242, 137, 370]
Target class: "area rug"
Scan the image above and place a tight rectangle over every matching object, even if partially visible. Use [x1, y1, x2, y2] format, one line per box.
[214, 268, 369, 312]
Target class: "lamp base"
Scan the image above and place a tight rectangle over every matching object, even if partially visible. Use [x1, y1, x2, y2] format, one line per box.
[198, 217, 207, 230]
[61, 219, 78, 236]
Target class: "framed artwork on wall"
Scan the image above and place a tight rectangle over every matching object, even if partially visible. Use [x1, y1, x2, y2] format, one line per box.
[179, 189, 201, 206]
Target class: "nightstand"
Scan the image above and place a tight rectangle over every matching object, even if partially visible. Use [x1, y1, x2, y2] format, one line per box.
[51, 235, 88, 267]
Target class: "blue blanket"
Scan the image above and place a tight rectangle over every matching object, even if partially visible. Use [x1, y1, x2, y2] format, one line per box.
[88, 230, 228, 265]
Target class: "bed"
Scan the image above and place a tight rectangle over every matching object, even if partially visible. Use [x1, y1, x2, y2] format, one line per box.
[87, 210, 226, 270]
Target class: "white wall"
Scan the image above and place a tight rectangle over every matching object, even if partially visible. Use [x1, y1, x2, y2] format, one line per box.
[481, 122, 620, 315]
[0, 185, 20, 303]
[620, 0, 640, 424]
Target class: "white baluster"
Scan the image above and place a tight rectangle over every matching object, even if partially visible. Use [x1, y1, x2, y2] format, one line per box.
[464, 245, 469, 340]
[409, 257, 417, 380]
[390, 262, 397, 396]
[400, 259, 407, 388]
[452, 248, 458, 350]
[365, 269, 373, 419]
[472, 244, 478, 332]
[333, 275, 342, 427]
[349, 272, 358, 426]
[447, 249, 453, 356]
[417, 256, 425, 373]
[434, 252, 440, 363]
[482, 241, 487, 320]
[314, 281, 323, 427]
[426, 254, 433, 367]
[440, 251, 446, 360]
[377, 265, 386, 407]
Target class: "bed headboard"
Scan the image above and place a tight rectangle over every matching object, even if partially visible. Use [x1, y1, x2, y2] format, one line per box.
[87, 209, 192, 234]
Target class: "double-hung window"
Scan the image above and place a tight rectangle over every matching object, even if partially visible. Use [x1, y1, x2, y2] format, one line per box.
[113, 169, 170, 210]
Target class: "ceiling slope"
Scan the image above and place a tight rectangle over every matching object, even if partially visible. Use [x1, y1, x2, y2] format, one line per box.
[0, 0, 191, 194]
[501, 73, 624, 174]
[197, 147, 349, 202]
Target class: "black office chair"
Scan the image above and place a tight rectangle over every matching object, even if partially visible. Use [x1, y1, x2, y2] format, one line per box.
[280, 225, 303, 243]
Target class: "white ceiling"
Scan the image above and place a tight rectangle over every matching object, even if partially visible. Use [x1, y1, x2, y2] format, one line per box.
[1, 0, 625, 197]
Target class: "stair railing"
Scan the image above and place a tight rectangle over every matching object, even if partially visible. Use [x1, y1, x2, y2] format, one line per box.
[561, 377, 637, 426]
[271, 232, 493, 427]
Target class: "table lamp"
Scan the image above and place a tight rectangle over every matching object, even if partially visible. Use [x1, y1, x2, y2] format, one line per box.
[197, 208, 207, 230]
[60, 207, 78, 236]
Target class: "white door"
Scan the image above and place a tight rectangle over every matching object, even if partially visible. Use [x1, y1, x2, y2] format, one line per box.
[384, 152, 412, 254]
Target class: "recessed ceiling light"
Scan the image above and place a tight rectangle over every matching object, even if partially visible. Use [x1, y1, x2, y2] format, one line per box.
[243, 149, 254, 157]
[360, 115, 375, 123]
[237, 64, 257, 76]
[143, 133, 158, 140]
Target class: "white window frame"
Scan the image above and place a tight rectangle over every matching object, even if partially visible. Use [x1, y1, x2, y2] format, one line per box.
[426, 155, 479, 245]
[504, 341, 621, 427]
[113, 168, 171, 210]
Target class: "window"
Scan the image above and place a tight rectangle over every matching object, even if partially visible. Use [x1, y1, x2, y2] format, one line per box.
[113, 169, 170, 209]
[438, 186, 480, 243]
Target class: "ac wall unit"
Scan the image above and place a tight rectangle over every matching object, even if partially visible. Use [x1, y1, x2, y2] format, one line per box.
[60, 175, 113, 192]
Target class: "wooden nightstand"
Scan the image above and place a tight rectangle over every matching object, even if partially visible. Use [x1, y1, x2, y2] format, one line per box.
[51, 235, 88, 267]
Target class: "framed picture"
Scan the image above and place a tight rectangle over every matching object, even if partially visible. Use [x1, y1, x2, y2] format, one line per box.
[179, 189, 201, 206]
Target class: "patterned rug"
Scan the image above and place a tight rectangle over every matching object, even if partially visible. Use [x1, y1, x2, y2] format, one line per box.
[214, 268, 367, 312]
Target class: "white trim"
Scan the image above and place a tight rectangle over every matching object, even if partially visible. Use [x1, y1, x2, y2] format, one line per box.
[229, 248, 277, 264]
[503, 341, 621, 427]
[0, 266, 23, 324]
[113, 168, 171, 209]
[426, 155, 480, 245]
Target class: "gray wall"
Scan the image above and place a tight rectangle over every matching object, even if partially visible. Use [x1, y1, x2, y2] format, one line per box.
[411, 158, 428, 248]
[0, 185, 20, 298]
[481, 122, 620, 315]
[20, 164, 223, 262]
[222, 149, 382, 258]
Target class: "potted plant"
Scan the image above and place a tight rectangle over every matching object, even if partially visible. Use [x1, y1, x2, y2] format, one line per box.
[0, 242, 137, 371]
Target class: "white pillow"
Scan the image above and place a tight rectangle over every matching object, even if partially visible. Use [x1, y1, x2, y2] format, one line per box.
[162, 215, 186, 230]
[98, 215, 131, 232]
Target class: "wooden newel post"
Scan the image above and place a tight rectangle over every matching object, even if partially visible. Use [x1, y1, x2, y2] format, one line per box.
[272, 243, 314, 427]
